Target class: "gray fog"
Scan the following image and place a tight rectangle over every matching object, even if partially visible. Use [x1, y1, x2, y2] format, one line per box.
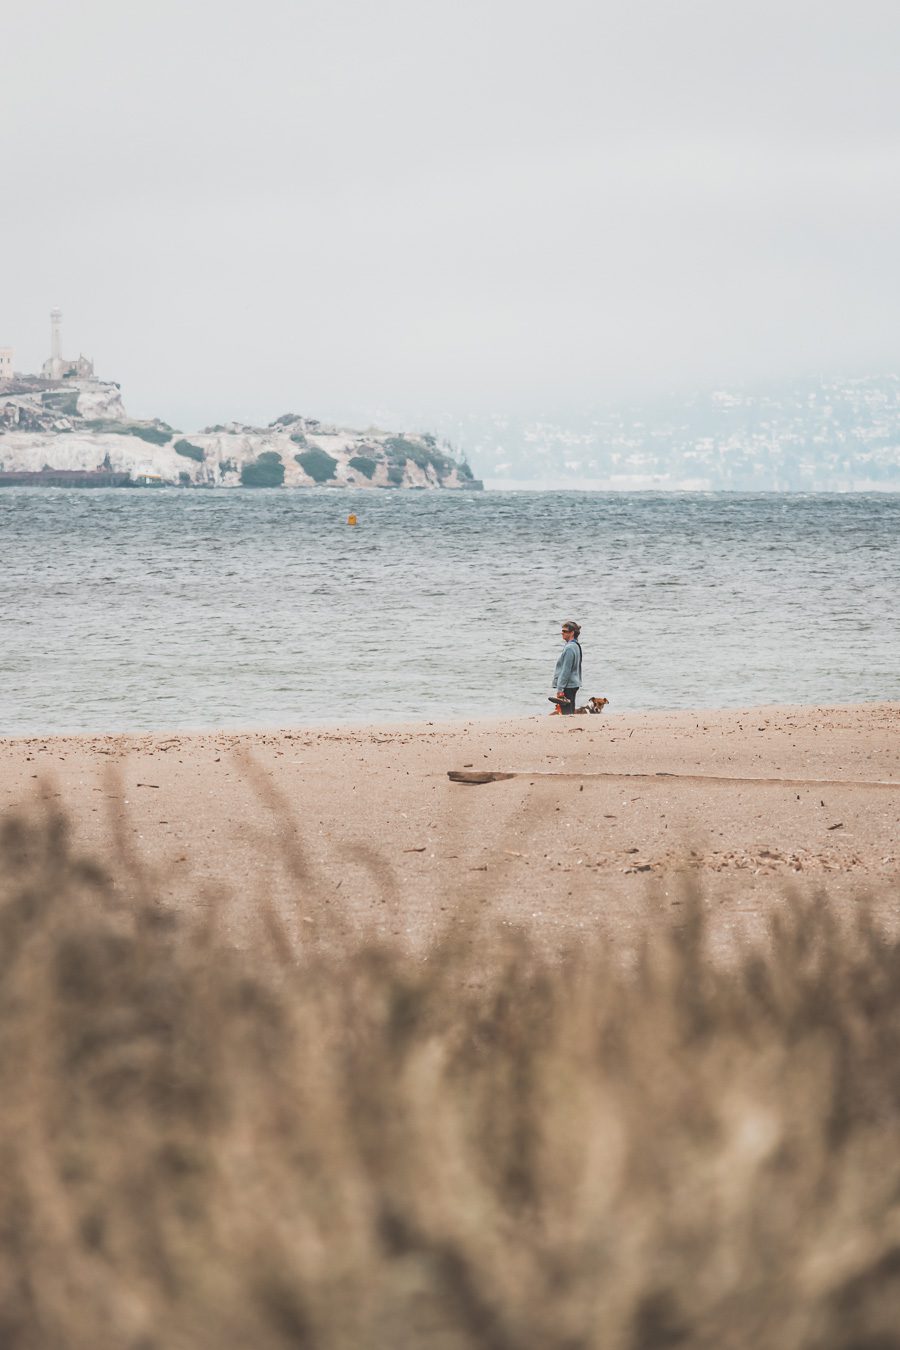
[3, 0, 899, 430]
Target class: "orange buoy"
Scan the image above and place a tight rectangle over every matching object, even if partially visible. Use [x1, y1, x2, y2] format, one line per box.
[347, 513, 358, 526]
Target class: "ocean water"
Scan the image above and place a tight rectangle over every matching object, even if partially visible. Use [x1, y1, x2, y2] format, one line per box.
[1, 488, 898, 735]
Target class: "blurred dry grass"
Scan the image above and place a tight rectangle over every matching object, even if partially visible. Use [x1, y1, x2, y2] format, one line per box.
[1, 803, 900, 1349]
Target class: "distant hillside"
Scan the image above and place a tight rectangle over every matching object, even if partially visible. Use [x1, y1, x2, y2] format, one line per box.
[0, 381, 481, 490]
[438, 376, 900, 490]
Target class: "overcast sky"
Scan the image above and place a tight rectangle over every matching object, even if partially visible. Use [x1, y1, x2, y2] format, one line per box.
[3, 0, 899, 431]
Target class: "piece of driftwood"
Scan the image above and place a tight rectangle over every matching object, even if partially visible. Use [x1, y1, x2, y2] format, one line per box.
[448, 769, 900, 790]
[447, 770, 517, 785]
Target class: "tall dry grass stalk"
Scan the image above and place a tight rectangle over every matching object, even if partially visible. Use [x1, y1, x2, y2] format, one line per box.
[1, 803, 899, 1349]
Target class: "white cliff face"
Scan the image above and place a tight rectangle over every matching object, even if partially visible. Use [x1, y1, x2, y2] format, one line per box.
[0, 398, 481, 489]
[75, 382, 128, 422]
[0, 380, 127, 433]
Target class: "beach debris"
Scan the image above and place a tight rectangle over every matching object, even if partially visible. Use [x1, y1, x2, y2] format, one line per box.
[446, 769, 899, 790]
[448, 770, 515, 785]
[827, 822, 844, 830]
[402, 847, 427, 853]
[136, 782, 160, 788]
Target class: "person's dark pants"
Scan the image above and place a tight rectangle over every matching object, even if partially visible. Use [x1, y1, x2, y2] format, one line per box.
[560, 687, 579, 715]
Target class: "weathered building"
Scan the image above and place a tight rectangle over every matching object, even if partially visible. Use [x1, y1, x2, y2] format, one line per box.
[41, 310, 94, 381]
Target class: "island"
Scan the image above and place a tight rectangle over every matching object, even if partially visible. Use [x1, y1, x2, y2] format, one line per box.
[0, 312, 481, 491]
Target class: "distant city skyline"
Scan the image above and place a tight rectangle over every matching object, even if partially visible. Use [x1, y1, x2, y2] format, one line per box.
[3, 1, 900, 437]
[457, 373, 900, 490]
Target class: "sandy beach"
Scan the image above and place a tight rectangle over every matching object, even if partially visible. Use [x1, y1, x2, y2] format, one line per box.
[2, 701, 900, 1343]
[2, 701, 897, 949]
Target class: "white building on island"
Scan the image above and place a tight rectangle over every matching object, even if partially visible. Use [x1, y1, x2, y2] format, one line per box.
[0, 347, 13, 383]
[41, 309, 94, 381]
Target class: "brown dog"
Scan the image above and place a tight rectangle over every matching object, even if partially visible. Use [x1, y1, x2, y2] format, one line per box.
[577, 696, 609, 715]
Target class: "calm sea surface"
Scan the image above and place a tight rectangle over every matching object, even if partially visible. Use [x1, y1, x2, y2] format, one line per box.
[1, 489, 898, 735]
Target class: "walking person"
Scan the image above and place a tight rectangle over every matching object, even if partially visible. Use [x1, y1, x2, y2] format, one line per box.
[551, 621, 582, 715]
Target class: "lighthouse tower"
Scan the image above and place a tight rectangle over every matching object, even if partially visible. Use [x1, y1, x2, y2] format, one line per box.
[50, 308, 62, 364]
[42, 309, 94, 381]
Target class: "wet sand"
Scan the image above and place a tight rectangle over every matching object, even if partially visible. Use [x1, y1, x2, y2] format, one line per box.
[2, 703, 898, 948]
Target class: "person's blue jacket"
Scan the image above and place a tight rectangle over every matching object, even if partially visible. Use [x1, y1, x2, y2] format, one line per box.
[553, 639, 582, 691]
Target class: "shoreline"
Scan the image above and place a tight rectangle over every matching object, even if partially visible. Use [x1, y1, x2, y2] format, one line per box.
[3, 697, 898, 747]
[2, 702, 897, 948]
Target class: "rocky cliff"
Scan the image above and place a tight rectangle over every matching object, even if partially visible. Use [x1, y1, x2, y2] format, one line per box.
[0, 382, 481, 490]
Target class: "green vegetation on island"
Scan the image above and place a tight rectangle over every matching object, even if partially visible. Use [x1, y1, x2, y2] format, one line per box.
[79, 419, 173, 446]
[348, 455, 377, 479]
[174, 439, 205, 462]
[240, 451, 285, 487]
[295, 447, 337, 483]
